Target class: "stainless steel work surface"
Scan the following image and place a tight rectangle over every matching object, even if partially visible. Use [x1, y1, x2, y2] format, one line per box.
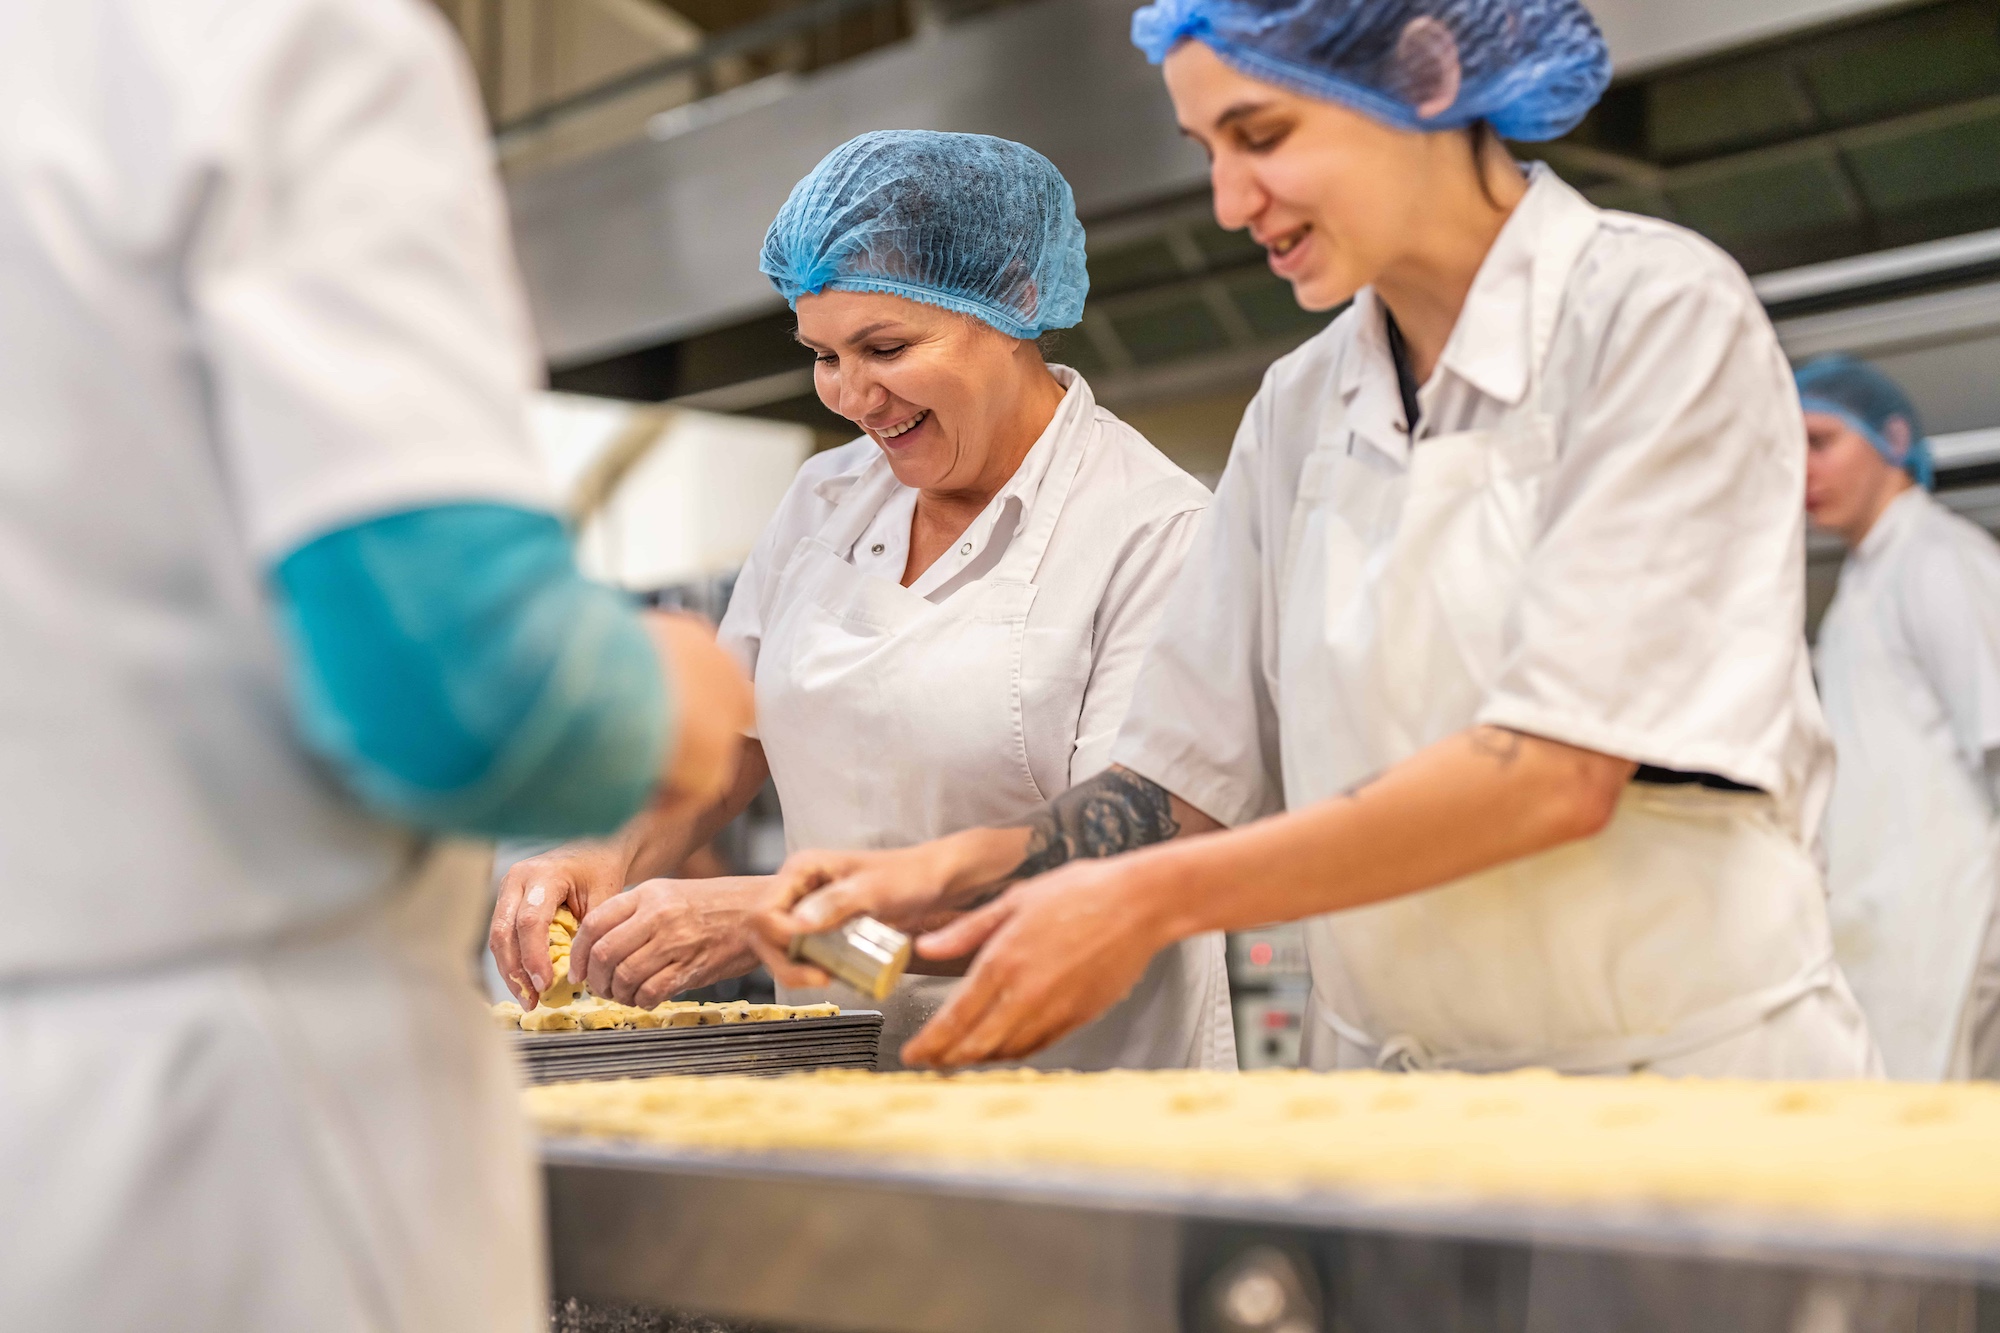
[541, 1139, 2000, 1333]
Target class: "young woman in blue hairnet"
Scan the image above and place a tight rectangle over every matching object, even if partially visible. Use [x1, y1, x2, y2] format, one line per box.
[1801, 354, 2000, 1082]
[752, 0, 1880, 1083]
[492, 131, 1236, 1072]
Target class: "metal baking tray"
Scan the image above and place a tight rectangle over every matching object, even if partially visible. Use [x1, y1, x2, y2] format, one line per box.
[540, 1138, 2000, 1333]
[512, 1012, 882, 1085]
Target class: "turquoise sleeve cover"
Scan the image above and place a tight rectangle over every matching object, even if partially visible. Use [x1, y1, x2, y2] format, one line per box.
[273, 504, 670, 838]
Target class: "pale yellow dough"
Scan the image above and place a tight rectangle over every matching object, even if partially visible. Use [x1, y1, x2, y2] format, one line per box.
[523, 1069, 2000, 1231]
[539, 908, 585, 1007]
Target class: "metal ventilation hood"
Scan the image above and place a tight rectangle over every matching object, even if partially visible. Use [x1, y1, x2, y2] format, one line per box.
[507, 0, 1203, 366]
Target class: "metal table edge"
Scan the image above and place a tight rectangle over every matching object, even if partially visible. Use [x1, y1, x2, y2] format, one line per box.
[538, 1137, 2000, 1283]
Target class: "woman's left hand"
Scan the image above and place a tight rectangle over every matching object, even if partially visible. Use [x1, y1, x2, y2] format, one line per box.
[571, 877, 764, 1007]
[898, 855, 1177, 1068]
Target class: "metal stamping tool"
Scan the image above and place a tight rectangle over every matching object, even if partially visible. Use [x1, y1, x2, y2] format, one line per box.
[788, 915, 911, 1002]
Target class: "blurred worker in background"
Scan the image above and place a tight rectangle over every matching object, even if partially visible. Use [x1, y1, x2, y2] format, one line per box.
[754, 0, 1878, 1087]
[492, 130, 1236, 1073]
[0, 1, 749, 1329]
[1802, 354, 2000, 1082]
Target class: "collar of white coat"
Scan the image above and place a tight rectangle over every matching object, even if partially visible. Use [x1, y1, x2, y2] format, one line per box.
[1334, 164, 1597, 464]
[808, 363, 1094, 547]
[1852, 484, 1930, 567]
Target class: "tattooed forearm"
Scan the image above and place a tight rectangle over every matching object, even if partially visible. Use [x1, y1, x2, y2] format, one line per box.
[964, 766, 1179, 904]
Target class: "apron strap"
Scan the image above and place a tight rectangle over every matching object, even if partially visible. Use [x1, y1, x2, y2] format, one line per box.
[1317, 952, 1840, 1075]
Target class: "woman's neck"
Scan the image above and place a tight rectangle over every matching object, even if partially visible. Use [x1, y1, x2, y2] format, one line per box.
[1374, 141, 1529, 386]
[923, 362, 1063, 509]
[903, 357, 1065, 586]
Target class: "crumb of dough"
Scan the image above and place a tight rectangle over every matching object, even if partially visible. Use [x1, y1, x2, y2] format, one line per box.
[521, 1069, 2000, 1231]
[491, 1001, 524, 1029]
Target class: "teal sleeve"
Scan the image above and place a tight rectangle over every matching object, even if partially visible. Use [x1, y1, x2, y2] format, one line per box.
[272, 504, 671, 838]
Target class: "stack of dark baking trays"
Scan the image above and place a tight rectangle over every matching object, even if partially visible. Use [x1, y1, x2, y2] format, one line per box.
[509, 1010, 884, 1085]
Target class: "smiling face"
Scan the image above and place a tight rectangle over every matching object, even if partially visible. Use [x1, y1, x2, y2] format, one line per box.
[795, 289, 1053, 496]
[1804, 410, 1913, 547]
[1161, 40, 1479, 312]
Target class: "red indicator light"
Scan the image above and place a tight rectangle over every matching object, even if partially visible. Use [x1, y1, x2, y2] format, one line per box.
[1249, 942, 1274, 966]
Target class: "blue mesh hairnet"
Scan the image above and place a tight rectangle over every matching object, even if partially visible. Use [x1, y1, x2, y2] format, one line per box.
[1130, 0, 1611, 142]
[760, 131, 1089, 340]
[1795, 353, 1935, 490]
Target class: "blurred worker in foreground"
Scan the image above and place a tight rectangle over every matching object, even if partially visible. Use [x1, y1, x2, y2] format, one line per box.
[492, 131, 1236, 1072]
[1802, 354, 2000, 1082]
[754, 0, 1877, 1084]
[0, 2, 749, 1329]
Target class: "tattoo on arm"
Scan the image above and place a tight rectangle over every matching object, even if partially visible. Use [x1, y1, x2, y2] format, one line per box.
[1468, 726, 1525, 767]
[967, 767, 1180, 904]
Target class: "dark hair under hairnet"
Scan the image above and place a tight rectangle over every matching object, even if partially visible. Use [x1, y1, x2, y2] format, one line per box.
[1131, 0, 1611, 142]
[759, 131, 1089, 340]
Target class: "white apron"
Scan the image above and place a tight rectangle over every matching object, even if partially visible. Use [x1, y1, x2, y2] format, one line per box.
[1816, 511, 2000, 1080]
[1278, 206, 1863, 1077]
[755, 433, 1233, 1072]
[0, 841, 545, 1333]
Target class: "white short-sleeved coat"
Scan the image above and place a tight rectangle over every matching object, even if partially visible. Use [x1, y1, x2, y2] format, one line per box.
[722, 367, 1237, 1071]
[1115, 169, 1874, 1078]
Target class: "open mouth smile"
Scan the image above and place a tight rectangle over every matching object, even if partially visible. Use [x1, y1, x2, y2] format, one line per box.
[874, 409, 929, 440]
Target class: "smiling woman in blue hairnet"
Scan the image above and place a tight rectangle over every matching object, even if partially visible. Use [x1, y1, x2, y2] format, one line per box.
[496, 130, 1235, 1072]
[752, 1, 1881, 1085]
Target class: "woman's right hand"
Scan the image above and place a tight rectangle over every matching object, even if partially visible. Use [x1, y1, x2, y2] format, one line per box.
[488, 842, 629, 1008]
[745, 829, 1027, 987]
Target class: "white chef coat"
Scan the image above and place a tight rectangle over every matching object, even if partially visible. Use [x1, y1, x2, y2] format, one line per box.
[1816, 487, 2000, 1080]
[1, 2, 551, 1327]
[1114, 167, 1875, 1078]
[721, 366, 1237, 1070]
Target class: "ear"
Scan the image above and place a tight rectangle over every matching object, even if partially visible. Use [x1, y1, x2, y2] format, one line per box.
[1396, 18, 1463, 121]
[1882, 416, 1913, 464]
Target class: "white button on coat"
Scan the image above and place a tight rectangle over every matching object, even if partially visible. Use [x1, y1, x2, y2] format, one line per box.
[1114, 169, 1876, 1078]
[722, 367, 1236, 1071]
[1816, 487, 2000, 1080]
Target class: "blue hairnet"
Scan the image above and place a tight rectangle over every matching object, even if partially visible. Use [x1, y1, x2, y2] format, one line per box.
[760, 131, 1089, 340]
[1130, 0, 1611, 142]
[1795, 353, 1936, 491]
